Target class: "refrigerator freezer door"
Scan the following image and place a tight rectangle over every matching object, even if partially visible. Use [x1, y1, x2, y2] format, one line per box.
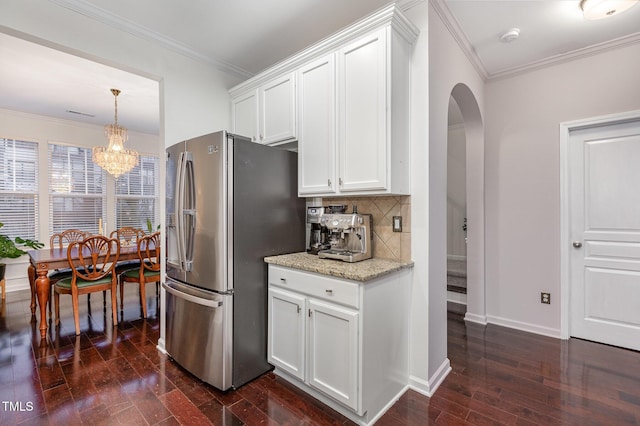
[166, 131, 228, 293]
[165, 141, 183, 279]
[163, 279, 232, 390]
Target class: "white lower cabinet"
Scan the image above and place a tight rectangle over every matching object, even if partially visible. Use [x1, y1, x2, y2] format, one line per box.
[308, 299, 359, 410]
[267, 264, 410, 425]
[268, 287, 306, 381]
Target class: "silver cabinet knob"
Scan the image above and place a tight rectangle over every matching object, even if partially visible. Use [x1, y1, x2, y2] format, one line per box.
[573, 241, 582, 248]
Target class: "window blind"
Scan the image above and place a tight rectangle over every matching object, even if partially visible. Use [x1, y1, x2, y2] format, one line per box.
[0, 138, 39, 240]
[48, 143, 106, 235]
[115, 154, 159, 232]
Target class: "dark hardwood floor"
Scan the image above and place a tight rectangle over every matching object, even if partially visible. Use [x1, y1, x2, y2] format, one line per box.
[1, 286, 639, 425]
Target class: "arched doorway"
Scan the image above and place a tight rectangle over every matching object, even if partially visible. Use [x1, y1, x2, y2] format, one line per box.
[446, 96, 468, 314]
[448, 83, 486, 324]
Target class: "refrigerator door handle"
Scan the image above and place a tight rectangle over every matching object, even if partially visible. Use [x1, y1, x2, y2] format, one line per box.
[176, 151, 195, 272]
[162, 281, 223, 308]
[183, 156, 196, 271]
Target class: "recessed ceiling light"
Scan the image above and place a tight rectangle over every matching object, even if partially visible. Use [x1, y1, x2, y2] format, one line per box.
[580, 0, 638, 20]
[499, 28, 520, 43]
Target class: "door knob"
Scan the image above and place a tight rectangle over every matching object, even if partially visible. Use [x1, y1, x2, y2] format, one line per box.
[572, 241, 582, 248]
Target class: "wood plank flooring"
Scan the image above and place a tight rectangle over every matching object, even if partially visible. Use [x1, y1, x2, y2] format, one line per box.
[1, 287, 639, 425]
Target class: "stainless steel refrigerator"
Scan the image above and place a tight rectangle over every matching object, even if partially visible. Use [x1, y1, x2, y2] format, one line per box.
[163, 130, 305, 390]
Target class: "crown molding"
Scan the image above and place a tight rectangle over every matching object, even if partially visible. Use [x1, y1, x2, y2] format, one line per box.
[488, 31, 640, 81]
[49, 0, 254, 80]
[429, 0, 489, 81]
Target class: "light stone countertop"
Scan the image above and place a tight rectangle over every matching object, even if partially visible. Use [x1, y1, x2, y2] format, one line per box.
[264, 252, 414, 282]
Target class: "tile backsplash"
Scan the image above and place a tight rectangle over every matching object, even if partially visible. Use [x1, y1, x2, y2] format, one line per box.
[322, 196, 411, 261]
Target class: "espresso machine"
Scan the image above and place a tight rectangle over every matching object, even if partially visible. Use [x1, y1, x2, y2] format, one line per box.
[306, 206, 329, 254]
[306, 205, 347, 254]
[318, 206, 373, 263]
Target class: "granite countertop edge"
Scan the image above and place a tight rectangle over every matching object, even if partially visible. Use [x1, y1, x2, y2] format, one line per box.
[264, 252, 414, 282]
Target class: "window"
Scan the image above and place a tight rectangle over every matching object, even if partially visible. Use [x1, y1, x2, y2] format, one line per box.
[48, 143, 106, 235]
[0, 138, 39, 240]
[115, 154, 159, 232]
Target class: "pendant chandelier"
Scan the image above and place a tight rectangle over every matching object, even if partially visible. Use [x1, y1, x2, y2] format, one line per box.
[92, 88, 138, 178]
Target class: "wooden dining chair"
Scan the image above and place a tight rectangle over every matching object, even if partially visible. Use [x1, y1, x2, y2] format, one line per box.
[54, 235, 120, 335]
[50, 229, 91, 248]
[109, 227, 145, 247]
[110, 227, 146, 274]
[47, 229, 93, 313]
[119, 231, 160, 319]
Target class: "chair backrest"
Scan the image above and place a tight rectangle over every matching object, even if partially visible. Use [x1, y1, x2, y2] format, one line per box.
[138, 231, 161, 273]
[110, 227, 145, 247]
[67, 236, 120, 282]
[50, 229, 91, 248]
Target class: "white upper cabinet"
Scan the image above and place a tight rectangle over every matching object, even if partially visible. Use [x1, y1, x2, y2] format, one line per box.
[298, 54, 336, 195]
[229, 4, 418, 194]
[336, 28, 388, 193]
[301, 24, 414, 196]
[231, 72, 297, 144]
[231, 89, 258, 142]
[260, 73, 297, 144]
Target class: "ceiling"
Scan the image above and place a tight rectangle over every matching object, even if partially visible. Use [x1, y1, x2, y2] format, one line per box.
[441, 0, 640, 79]
[1, 0, 639, 135]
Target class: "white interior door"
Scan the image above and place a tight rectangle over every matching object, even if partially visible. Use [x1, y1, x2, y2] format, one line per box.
[569, 118, 640, 350]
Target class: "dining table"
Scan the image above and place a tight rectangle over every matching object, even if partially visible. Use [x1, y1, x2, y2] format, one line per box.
[27, 243, 145, 339]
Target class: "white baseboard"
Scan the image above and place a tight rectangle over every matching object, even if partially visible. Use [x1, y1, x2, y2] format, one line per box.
[5, 278, 31, 293]
[447, 255, 467, 262]
[486, 314, 561, 338]
[464, 312, 487, 325]
[366, 385, 409, 426]
[409, 358, 451, 397]
[156, 338, 167, 354]
[447, 291, 466, 305]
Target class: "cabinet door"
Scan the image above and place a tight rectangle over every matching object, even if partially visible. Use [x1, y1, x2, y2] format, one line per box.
[268, 287, 306, 381]
[231, 89, 258, 142]
[337, 28, 388, 192]
[308, 299, 359, 411]
[260, 73, 296, 144]
[298, 54, 337, 195]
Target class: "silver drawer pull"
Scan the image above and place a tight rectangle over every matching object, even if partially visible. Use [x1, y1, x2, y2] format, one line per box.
[325, 289, 333, 294]
[280, 278, 287, 283]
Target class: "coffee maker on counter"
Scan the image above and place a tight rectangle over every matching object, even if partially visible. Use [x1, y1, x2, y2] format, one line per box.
[306, 205, 347, 254]
[317, 205, 373, 263]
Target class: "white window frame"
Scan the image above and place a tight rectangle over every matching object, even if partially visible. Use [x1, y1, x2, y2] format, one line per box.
[48, 143, 107, 236]
[0, 138, 39, 241]
[115, 154, 160, 233]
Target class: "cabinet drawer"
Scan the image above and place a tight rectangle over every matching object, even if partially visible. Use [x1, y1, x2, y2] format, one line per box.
[269, 265, 360, 309]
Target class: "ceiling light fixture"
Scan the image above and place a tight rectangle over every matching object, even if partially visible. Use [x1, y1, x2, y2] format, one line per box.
[580, 0, 638, 19]
[92, 88, 138, 178]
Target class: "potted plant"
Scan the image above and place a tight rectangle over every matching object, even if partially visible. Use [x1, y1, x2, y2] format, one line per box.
[0, 222, 44, 281]
[146, 218, 160, 234]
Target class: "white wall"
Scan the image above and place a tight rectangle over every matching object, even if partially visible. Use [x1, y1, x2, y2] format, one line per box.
[484, 42, 640, 336]
[402, 1, 431, 393]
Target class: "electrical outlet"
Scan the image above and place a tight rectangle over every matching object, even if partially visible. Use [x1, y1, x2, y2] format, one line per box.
[541, 292, 551, 304]
[392, 216, 402, 232]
